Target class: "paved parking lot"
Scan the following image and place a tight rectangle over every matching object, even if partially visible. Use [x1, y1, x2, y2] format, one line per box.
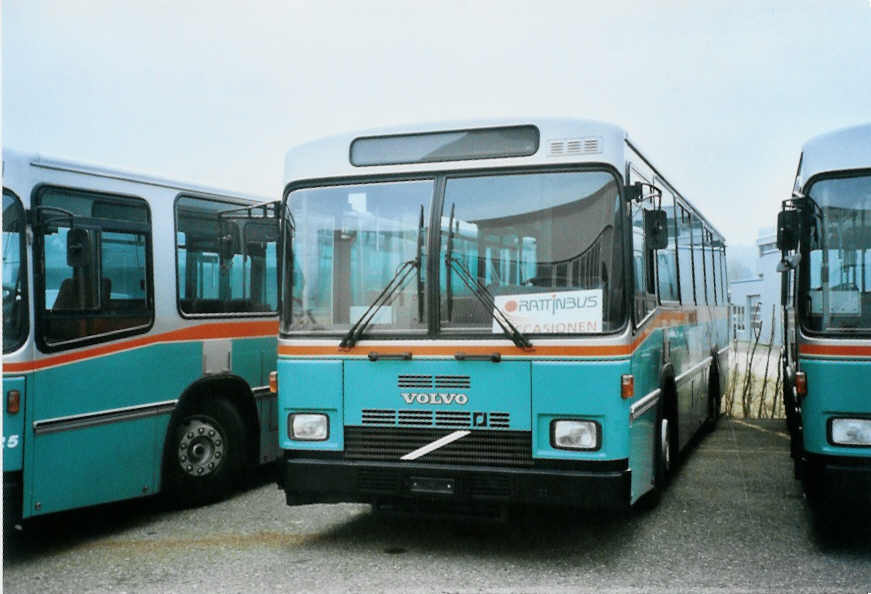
[4, 419, 871, 593]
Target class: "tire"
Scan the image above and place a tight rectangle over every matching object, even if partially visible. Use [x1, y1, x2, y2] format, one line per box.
[164, 397, 246, 507]
[705, 366, 721, 432]
[654, 403, 675, 490]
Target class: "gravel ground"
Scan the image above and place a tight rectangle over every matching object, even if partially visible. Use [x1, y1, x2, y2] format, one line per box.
[4, 419, 871, 593]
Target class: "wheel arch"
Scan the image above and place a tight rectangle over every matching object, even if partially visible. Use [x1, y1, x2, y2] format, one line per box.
[160, 374, 260, 486]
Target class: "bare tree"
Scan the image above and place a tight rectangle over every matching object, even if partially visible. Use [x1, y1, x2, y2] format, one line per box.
[757, 304, 777, 418]
[771, 346, 783, 418]
[741, 303, 763, 418]
[725, 336, 739, 416]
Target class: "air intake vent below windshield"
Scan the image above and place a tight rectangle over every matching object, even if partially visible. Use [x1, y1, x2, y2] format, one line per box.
[434, 375, 471, 389]
[398, 375, 433, 388]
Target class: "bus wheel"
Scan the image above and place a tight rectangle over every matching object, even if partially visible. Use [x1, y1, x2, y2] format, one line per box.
[654, 406, 674, 490]
[165, 398, 246, 507]
[705, 367, 721, 432]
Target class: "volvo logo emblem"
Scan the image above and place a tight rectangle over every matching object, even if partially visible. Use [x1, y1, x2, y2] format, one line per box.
[400, 392, 469, 405]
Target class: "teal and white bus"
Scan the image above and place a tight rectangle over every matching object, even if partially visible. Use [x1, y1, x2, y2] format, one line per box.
[777, 123, 871, 505]
[276, 119, 729, 512]
[2, 150, 280, 527]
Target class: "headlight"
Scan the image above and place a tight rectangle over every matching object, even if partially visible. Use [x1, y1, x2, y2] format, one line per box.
[290, 413, 329, 441]
[830, 418, 871, 446]
[551, 419, 599, 450]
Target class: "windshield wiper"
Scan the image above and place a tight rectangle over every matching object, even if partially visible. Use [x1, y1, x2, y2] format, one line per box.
[444, 255, 533, 349]
[442, 204, 531, 349]
[339, 205, 425, 349]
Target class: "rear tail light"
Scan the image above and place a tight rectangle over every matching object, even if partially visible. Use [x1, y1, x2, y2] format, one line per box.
[269, 371, 278, 394]
[795, 371, 807, 396]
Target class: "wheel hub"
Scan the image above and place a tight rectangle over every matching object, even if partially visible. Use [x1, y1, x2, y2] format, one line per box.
[661, 418, 671, 471]
[177, 418, 225, 477]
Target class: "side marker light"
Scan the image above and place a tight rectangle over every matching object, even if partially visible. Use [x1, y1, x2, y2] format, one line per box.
[7, 390, 20, 414]
[621, 374, 634, 399]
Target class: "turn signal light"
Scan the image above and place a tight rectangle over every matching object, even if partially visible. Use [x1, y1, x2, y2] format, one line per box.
[7, 390, 20, 414]
[269, 371, 278, 394]
[621, 374, 634, 399]
[795, 371, 807, 396]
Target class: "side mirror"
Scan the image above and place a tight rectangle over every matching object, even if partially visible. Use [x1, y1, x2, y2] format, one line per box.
[67, 227, 95, 267]
[777, 210, 801, 251]
[644, 210, 669, 250]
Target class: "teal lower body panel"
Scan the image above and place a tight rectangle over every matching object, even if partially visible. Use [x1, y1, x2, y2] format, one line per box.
[800, 358, 871, 458]
[29, 415, 159, 516]
[629, 405, 657, 503]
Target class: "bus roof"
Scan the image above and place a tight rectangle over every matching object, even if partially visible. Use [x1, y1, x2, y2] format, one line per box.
[284, 118, 629, 183]
[798, 123, 871, 188]
[2, 147, 271, 204]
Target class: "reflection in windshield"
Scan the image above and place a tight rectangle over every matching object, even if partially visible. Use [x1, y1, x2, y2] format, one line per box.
[806, 173, 871, 332]
[285, 180, 433, 334]
[3, 190, 27, 352]
[440, 171, 623, 334]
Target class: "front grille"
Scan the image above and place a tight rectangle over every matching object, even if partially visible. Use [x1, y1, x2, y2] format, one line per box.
[434, 375, 471, 389]
[435, 410, 471, 427]
[398, 410, 432, 425]
[345, 427, 532, 467]
[398, 375, 433, 388]
[362, 408, 510, 429]
[361, 409, 396, 425]
[489, 412, 510, 428]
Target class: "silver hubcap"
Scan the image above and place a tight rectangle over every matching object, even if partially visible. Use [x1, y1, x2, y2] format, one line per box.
[661, 418, 671, 472]
[177, 418, 224, 477]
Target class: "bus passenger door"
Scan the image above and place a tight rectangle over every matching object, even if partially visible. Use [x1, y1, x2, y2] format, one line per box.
[28, 187, 160, 517]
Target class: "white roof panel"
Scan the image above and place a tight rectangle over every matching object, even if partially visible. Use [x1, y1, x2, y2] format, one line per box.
[284, 118, 628, 184]
[798, 123, 871, 188]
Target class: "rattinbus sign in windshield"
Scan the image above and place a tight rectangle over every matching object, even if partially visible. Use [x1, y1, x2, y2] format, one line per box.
[493, 289, 603, 334]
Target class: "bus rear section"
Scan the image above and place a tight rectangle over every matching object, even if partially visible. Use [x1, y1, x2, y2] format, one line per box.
[2, 150, 280, 525]
[276, 119, 729, 513]
[778, 123, 871, 506]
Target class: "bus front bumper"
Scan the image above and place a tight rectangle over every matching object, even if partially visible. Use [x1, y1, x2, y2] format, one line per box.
[280, 455, 631, 510]
[802, 453, 871, 503]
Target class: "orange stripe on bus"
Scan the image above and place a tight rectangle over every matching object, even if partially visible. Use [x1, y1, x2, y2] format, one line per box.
[2, 320, 278, 373]
[799, 344, 871, 357]
[278, 308, 723, 358]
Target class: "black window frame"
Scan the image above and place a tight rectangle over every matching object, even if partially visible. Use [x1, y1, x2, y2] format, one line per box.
[797, 168, 871, 338]
[280, 163, 629, 340]
[32, 184, 155, 353]
[2, 187, 29, 354]
[173, 193, 281, 319]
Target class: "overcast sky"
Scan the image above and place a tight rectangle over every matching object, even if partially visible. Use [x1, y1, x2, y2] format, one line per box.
[3, 0, 870, 245]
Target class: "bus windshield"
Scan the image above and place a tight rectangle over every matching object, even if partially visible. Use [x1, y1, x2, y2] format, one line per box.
[3, 190, 27, 352]
[285, 170, 624, 336]
[804, 172, 871, 333]
[286, 179, 433, 334]
[440, 170, 623, 334]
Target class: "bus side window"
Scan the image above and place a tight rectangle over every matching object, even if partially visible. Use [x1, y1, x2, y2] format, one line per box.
[36, 187, 152, 348]
[176, 196, 278, 316]
[691, 214, 706, 305]
[657, 191, 679, 302]
[676, 205, 695, 305]
[704, 229, 716, 305]
[631, 196, 657, 322]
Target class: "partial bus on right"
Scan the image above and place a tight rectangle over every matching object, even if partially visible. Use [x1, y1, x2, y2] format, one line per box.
[778, 123, 871, 505]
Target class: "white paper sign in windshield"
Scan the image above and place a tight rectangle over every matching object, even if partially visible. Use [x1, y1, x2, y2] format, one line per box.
[492, 289, 603, 334]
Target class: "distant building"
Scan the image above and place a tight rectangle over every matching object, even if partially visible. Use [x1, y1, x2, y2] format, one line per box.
[729, 227, 782, 345]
